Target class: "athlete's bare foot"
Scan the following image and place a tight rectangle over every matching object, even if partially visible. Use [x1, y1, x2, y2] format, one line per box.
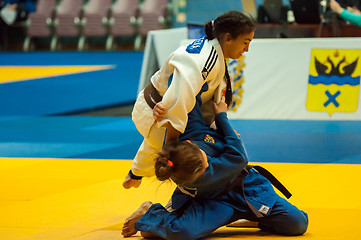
[122, 173, 142, 189]
[226, 219, 259, 228]
[122, 201, 153, 237]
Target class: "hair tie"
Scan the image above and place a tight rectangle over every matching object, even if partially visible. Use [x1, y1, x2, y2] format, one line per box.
[167, 160, 174, 167]
[211, 20, 215, 31]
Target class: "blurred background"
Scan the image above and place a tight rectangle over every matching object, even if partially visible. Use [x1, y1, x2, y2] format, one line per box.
[1, 0, 361, 52]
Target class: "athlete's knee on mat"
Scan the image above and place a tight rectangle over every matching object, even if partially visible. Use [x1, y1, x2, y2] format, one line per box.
[280, 210, 308, 235]
[165, 222, 199, 240]
[260, 211, 309, 236]
[165, 228, 196, 240]
[283, 214, 308, 235]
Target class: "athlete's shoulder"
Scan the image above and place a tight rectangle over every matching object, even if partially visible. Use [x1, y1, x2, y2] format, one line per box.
[182, 38, 219, 79]
[169, 37, 221, 80]
[185, 37, 207, 54]
[185, 37, 216, 56]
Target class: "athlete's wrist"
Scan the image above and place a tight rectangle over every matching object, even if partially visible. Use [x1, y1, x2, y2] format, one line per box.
[129, 170, 143, 180]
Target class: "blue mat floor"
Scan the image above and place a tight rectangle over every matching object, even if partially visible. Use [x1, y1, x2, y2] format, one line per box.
[0, 116, 360, 164]
[0, 52, 143, 116]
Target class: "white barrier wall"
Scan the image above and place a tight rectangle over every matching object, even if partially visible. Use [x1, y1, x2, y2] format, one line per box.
[140, 28, 361, 120]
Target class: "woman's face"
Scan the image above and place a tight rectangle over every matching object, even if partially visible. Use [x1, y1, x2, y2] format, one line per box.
[185, 140, 209, 180]
[222, 31, 255, 59]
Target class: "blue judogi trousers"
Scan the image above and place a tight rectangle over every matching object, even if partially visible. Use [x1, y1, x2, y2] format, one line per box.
[135, 191, 308, 240]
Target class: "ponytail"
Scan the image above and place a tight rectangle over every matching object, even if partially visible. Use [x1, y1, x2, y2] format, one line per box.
[154, 153, 173, 181]
[204, 21, 215, 40]
[154, 141, 205, 185]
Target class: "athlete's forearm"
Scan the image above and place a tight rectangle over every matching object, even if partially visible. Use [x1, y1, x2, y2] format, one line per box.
[214, 112, 238, 139]
[340, 9, 361, 26]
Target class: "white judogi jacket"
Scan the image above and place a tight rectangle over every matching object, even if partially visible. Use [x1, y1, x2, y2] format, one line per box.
[132, 37, 227, 139]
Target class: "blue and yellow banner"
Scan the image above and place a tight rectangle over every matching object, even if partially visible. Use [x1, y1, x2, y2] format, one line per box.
[227, 56, 245, 112]
[306, 49, 361, 115]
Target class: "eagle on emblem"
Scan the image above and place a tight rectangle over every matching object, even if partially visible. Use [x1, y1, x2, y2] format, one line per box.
[315, 56, 358, 76]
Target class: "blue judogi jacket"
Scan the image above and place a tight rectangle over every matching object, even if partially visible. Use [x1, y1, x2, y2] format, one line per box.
[134, 87, 284, 240]
[172, 110, 278, 215]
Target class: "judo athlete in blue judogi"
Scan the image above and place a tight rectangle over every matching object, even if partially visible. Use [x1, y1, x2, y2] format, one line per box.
[122, 93, 309, 240]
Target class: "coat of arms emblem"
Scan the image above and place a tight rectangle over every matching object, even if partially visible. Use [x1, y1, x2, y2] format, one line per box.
[306, 49, 360, 115]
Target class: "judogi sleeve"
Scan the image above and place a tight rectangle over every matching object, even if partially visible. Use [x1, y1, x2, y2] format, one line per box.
[211, 112, 248, 175]
[157, 51, 205, 133]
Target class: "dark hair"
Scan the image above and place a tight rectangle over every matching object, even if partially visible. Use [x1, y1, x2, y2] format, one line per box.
[204, 11, 256, 107]
[204, 11, 257, 41]
[154, 141, 205, 185]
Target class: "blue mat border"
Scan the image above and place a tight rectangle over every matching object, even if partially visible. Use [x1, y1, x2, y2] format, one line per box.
[0, 116, 360, 164]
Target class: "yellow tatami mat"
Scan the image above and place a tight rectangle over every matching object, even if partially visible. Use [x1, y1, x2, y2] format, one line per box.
[0, 158, 360, 240]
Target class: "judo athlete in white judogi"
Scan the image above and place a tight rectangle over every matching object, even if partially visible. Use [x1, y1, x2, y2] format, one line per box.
[130, 37, 226, 178]
[123, 11, 257, 189]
